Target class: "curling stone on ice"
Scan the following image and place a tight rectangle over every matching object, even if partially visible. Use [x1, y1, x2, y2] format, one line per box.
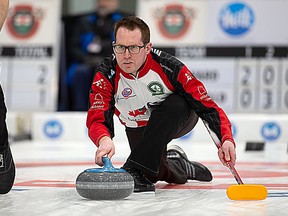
[76, 157, 134, 200]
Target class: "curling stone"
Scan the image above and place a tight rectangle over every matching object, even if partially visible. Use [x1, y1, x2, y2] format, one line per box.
[76, 157, 134, 200]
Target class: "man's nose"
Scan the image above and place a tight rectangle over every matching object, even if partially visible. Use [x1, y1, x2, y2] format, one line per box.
[124, 48, 131, 58]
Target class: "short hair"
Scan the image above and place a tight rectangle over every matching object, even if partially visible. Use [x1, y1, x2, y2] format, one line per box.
[114, 16, 150, 44]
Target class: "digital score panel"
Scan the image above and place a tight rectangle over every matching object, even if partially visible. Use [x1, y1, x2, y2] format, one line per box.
[235, 60, 258, 112]
[258, 60, 279, 112]
[158, 46, 288, 114]
[236, 59, 285, 113]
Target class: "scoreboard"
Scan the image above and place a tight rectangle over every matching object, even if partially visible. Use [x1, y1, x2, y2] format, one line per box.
[0, 0, 61, 111]
[137, 0, 288, 114]
[0, 46, 56, 111]
[158, 46, 288, 113]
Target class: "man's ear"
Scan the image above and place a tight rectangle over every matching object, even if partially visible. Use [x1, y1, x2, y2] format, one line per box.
[146, 42, 153, 53]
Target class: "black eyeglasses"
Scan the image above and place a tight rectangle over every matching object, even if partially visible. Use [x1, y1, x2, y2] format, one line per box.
[112, 42, 147, 54]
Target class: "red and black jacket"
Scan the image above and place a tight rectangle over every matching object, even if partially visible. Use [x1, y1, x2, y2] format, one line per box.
[87, 49, 234, 147]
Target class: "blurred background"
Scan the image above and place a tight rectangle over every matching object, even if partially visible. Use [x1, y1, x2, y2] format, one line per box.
[62, 0, 136, 15]
[0, 0, 287, 145]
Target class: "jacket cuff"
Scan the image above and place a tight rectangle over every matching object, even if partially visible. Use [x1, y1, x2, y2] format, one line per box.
[95, 133, 111, 147]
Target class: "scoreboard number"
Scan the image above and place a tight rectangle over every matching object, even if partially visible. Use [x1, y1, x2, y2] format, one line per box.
[38, 65, 48, 107]
[237, 60, 257, 112]
[259, 60, 279, 112]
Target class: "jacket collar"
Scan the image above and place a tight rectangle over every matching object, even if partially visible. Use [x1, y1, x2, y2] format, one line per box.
[116, 53, 152, 79]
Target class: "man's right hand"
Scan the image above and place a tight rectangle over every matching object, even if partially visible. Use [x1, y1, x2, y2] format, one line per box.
[95, 136, 115, 166]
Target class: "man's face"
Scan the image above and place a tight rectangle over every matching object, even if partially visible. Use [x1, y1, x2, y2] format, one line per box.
[114, 27, 152, 75]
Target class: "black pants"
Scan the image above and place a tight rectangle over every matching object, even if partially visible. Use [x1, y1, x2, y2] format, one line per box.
[124, 94, 198, 184]
[0, 85, 8, 149]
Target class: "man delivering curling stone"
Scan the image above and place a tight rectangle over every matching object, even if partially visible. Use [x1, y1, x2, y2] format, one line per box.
[86, 16, 236, 192]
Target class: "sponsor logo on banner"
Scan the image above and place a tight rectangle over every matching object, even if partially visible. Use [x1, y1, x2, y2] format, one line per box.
[7, 4, 44, 39]
[43, 120, 63, 139]
[261, 122, 281, 141]
[154, 4, 196, 39]
[219, 2, 255, 36]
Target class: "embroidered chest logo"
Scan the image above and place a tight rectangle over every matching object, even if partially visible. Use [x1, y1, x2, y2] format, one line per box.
[147, 81, 164, 96]
[122, 88, 132, 98]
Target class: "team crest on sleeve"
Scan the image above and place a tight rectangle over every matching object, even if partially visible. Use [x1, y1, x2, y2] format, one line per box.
[91, 93, 105, 110]
[93, 78, 107, 90]
[147, 81, 164, 96]
[108, 69, 115, 79]
[198, 86, 211, 101]
[185, 71, 194, 83]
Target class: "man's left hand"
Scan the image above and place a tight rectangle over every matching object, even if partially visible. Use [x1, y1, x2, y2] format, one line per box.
[218, 140, 236, 167]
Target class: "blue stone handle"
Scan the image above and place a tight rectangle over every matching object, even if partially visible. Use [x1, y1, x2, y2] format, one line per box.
[84, 157, 126, 173]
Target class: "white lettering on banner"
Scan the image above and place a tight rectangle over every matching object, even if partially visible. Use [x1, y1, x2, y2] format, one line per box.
[45, 124, 61, 136]
[221, 8, 251, 29]
[176, 47, 206, 58]
[15, 47, 49, 58]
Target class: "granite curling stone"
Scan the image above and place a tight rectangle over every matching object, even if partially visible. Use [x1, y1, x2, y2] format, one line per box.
[76, 157, 134, 200]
